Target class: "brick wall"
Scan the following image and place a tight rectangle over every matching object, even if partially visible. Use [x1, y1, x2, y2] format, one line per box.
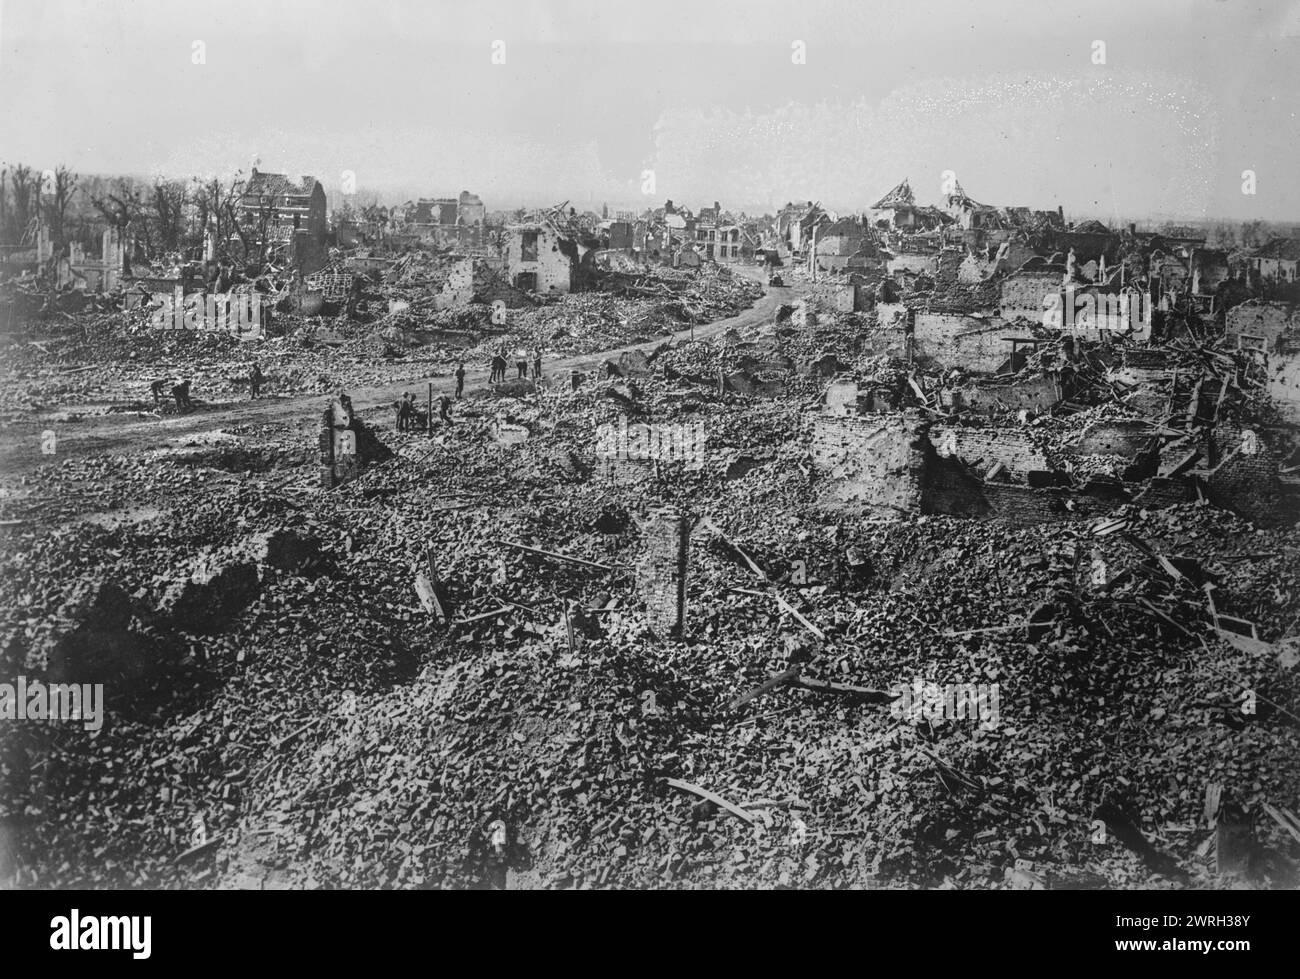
[634, 507, 689, 638]
[952, 375, 1062, 415]
[809, 411, 1195, 525]
[929, 424, 1048, 474]
[803, 281, 858, 313]
[887, 253, 936, 277]
[1131, 477, 1195, 509]
[859, 326, 908, 359]
[809, 411, 927, 514]
[1205, 422, 1285, 525]
[1000, 271, 1059, 322]
[1266, 346, 1300, 425]
[1226, 301, 1296, 351]
[1065, 420, 1160, 459]
[913, 313, 1017, 372]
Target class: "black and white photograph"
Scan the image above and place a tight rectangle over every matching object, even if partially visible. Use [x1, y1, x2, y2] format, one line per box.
[0, 0, 1297, 922]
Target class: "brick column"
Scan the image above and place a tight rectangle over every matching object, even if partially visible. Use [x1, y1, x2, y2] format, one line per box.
[635, 507, 689, 639]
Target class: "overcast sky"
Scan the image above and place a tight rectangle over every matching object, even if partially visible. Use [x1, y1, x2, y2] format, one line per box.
[1, 0, 1297, 220]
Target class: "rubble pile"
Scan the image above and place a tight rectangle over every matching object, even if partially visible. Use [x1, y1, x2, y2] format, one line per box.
[3, 223, 1299, 892]
[0, 264, 761, 418]
[2, 288, 1298, 890]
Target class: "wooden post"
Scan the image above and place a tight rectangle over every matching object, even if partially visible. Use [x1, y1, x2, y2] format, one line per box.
[427, 382, 433, 434]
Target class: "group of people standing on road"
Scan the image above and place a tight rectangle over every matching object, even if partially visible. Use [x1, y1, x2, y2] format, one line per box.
[394, 388, 456, 432]
[390, 345, 546, 435]
[489, 345, 543, 383]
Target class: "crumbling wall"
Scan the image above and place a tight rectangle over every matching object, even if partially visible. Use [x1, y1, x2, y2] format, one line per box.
[957, 245, 1009, 283]
[438, 257, 477, 306]
[1266, 343, 1300, 425]
[809, 411, 927, 514]
[1226, 301, 1296, 351]
[977, 483, 1125, 526]
[912, 314, 1013, 372]
[506, 227, 573, 293]
[887, 253, 936, 278]
[935, 249, 963, 289]
[859, 326, 908, 359]
[1204, 422, 1285, 526]
[438, 258, 529, 309]
[824, 380, 859, 415]
[1066, 420, 1160, 459]
[803, 281, 858, 313]
[930, 425, 1048, 475]
[952, 374, 1062, 415]
[1000, 271, 1058, 323]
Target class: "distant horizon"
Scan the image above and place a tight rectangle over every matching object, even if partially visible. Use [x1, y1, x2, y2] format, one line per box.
[4, 0, 1299, 223]
[42, 168, 1300, 233]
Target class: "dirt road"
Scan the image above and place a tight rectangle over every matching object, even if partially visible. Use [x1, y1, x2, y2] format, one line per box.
[1, 271, 789, 473]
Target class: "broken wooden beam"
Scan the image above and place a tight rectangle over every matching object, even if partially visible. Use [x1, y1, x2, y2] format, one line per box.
[494, 539, 613, 572]
[665, 778, 756, 826]
[701, 517, 768, 580]
[1261, 802, 1300, 847]
[793, 677, 899, 703]
[728, 666, 801, 710]
[940, 623, 1029, 638]
[728, 587, 826, 641]
[452, 606, 513, 626]
[274, 718, 323, 751]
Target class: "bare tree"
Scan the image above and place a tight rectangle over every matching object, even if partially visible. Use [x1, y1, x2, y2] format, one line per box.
[9, 165, 40, 243]
[91, 177, 151, 255]
[191, 174, 255, 266]
[1239, 220, 1266, 251]
[41, 165, 79, 249]
[0, 166, 9, 244]
[151, 178, 188, 254]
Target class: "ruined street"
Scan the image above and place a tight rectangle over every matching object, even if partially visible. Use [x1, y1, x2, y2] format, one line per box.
[2, 0, 1298, 903]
